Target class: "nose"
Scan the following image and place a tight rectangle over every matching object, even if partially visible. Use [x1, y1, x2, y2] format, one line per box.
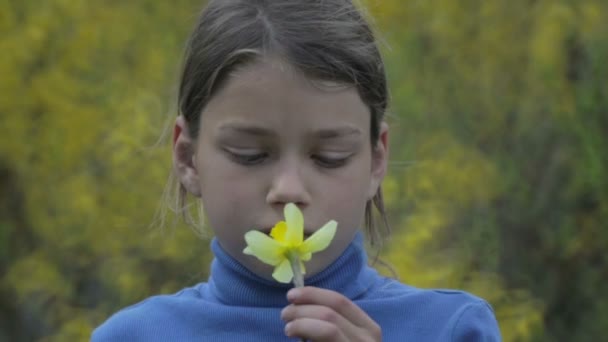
[266, 160, 311, 208]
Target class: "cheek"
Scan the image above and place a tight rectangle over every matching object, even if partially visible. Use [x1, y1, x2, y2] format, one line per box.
[318, 173, 369, 229]
[330, 159, 373, 201]
[200, 178, 262, 219]
[196, 156, 260, 228]
[331, 161, 372, 225]
[332, 196, 367, 227]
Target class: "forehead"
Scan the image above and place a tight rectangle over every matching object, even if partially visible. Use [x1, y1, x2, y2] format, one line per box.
[199, 58, 371, 134]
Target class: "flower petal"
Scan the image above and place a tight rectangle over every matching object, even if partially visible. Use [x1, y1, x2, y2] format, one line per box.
[299, 252, 312, 261]
[301, 220, 337, 253]
[269, 221, 287, 243]
[243, 231, 285, 265]
[272, 258, 293, 283]
[284, 203, 303, 245]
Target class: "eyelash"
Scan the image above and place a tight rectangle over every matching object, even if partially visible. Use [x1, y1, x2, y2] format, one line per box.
[227, 150, 268, 166]
[225, 149, 350, 168]
[312, 155, 350, 168]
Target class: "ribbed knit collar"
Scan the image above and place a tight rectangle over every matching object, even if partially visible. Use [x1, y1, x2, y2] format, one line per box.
[206, 231, 377, 307]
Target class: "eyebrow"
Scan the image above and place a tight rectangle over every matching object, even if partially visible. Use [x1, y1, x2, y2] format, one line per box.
[217, 123, 362, 139]
[218, 123, 276, 137]
[313, 126, 362, 139]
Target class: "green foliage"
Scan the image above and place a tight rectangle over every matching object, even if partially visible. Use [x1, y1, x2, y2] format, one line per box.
[369, 0, 608, 340]
[0, 1, 212, 340]
[0, 0, 606, 340]
[380, 133, 544, 340]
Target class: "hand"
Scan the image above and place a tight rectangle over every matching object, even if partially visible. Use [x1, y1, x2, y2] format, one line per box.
[281, 286, 382, 341]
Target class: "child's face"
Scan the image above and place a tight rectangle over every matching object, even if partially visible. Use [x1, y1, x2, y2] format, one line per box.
[175, 58, 388, 280]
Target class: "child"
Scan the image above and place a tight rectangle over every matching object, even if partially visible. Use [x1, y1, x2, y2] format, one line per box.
[92, 0, 501, 340]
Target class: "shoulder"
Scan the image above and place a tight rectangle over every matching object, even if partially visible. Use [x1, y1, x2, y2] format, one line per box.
[412, 287, 501, 341]
[91, 284, 206, 342]
[441, 291, 501, 342]
[364, 279, 501, 341]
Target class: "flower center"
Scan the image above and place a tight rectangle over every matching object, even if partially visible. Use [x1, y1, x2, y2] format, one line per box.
[269, 221, 288, 243]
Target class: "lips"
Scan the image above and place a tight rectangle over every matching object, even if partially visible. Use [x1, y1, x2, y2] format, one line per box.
[259, 228, 313, 238]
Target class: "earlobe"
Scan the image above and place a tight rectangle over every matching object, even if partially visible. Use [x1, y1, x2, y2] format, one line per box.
[173, 115, 202, 197]
[368, 122, 389, 198]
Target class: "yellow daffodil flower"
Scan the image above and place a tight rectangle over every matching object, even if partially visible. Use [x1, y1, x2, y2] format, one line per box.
[243, 203, 337, 284]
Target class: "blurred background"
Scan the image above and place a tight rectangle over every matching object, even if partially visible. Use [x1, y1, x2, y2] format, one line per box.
[0, 0, 606, 341]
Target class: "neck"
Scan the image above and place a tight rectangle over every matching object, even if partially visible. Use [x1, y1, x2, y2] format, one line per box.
[207, 231, 376, 307]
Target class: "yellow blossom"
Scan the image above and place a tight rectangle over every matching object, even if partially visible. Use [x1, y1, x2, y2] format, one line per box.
[243, 203, 337, 284]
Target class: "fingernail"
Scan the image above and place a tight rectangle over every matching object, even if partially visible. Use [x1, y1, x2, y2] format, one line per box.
[287, 289, 300, 301]
[284, 322, 292, 336]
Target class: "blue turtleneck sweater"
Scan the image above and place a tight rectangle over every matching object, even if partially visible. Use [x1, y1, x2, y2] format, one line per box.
[92, 233, 501, 341]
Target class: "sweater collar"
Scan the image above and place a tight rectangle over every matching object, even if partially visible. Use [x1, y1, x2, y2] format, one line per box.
[206, 231, 376, 307]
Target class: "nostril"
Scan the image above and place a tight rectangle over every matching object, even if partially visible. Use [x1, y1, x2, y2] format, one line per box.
[265, 188, 311, 208]
[270, 201, 307, 211]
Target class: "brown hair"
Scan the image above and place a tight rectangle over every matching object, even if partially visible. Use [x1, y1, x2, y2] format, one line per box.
[170, 0, 390, 247]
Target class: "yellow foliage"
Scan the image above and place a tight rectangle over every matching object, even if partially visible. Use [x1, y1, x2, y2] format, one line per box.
[404, 133, 499, 207]
[381, 133, 541, 340]
[2, 0, 606, 340]
[4, 251, 72, 302]
[529, 3, 575, 76]
[463, 273, 544, 341]
[580, 2, 604, 39]
[41, 309, 96, 342]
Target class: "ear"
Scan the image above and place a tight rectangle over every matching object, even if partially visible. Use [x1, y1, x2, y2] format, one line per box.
[368, 121, 389, 199]
[173, 115, 202, 197]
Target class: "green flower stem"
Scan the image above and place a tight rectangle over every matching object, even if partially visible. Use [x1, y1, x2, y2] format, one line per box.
[288, 251, 304, 288]
[287, 251, 307, 342]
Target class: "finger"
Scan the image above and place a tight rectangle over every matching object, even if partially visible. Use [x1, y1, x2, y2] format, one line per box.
[281, 304, 355, 332]
[285, 317, 347, 341]
[287, 287, 373, 328]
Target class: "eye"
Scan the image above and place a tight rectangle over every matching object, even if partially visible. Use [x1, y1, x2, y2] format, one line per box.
[224, 148, 268, 166]
[312, 153, 351, 168]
